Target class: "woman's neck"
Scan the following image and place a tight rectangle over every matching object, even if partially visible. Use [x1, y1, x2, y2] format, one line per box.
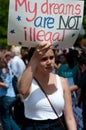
[34, 71, 51, 83]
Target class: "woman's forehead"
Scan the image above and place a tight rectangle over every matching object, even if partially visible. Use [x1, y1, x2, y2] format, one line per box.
[44, 49, 54, 56]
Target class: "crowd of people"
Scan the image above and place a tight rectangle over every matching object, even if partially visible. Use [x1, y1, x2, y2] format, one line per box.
[0, 43, 86, 130]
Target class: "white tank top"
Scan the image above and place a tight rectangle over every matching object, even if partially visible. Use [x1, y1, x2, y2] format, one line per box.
[23, 75, 64, 120]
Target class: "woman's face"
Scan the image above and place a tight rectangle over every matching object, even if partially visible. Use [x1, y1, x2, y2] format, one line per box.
[0, 58, 8, 74]
[37, 49, 55, 74]
[59, 54, 67, 64]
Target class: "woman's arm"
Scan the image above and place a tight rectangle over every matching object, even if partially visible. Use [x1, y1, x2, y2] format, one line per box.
[61, 77, 77, 130]
[18, 56, 39, 98]
[18, 43, 52, 98]
[70, 85, 79, 92]
[0, 81, 7, 88]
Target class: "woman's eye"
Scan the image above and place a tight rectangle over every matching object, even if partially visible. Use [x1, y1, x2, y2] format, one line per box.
[50, 56, 55, 60]
[41, 57, 47, 62]
[41, 56, 54, 62]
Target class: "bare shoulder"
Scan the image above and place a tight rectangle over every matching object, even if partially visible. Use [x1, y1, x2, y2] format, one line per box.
[60, 76, 67, 83]
[59, 76, 70, 92]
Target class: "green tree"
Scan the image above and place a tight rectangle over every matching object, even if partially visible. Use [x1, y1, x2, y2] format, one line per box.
[0, 0, 9, 48]
[83, 0, 86, 37]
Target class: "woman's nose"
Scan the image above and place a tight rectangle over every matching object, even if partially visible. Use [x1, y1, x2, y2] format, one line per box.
[46, 58, 51, 64]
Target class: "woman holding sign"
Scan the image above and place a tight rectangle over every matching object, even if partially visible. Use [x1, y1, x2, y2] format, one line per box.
[18, 42, 77, 130]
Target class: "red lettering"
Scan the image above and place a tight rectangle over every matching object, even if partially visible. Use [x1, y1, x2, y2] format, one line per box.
[26, 3, 37, 22]
[24, 27, 27, 41]
[52, 4, 59, 14]
[29, 27, 65, 43]
[75, 4, 81, 15]
[15, 0, 37, 22]
[41, 0, 48, 14]
[61, 29, 65, 41]
[30, 28, 32, 41]
[41, 0, 81, 15]
[37, 30, 45, 42]
[15, 0, 27, 12]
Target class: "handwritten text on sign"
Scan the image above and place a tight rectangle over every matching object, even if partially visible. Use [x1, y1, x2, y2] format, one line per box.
[8, 0, 84, 48]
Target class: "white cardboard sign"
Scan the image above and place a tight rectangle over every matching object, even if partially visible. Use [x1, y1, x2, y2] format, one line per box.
[8, 0, 84, 48]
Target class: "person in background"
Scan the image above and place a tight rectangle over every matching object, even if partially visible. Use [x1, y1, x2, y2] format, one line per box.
[10, 49, 26, 78]
[56, 52, 78, 106]
[18, 42, 77, 130]
[20, 47, 29, 67]
[57, 52, 78, 85]
[4, 49, 26, 127]
[71, 54, 86, 130]
[0, 57, 20, 130]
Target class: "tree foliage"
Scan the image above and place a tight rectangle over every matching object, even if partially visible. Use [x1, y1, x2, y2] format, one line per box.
[0, 0, 9, 48]
[83, 0, 86, 31]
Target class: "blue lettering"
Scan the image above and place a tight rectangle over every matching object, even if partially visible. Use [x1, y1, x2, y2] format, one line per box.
[34, 16, 54, 28]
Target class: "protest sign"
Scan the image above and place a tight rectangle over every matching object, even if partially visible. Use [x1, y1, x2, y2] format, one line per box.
[8, 0, 84, 48]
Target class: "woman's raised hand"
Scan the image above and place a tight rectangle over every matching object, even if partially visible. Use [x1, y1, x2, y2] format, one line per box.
[32, 42, 52, 60]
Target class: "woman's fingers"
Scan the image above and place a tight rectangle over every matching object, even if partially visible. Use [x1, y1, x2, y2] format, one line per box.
[32, 42, 52, 60]
[37, 42, 52, 51]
